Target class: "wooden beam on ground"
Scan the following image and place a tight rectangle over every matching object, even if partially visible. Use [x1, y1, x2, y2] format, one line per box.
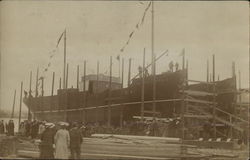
[183, 114, 212, 119]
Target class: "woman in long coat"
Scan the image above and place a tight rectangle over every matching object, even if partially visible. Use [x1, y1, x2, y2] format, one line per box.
[54, 124, 70, 159]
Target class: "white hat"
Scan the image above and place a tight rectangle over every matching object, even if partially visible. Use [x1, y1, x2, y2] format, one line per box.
[45, 123, 55, 128]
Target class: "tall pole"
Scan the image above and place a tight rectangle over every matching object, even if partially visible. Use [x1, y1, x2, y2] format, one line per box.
[28, 71, 32, 120]
[108, 56, 112, 127]
[212, 54, 216, 137]
[151, 0, 156, 118]
[238, 70, 242, 115]
[182, 49, 185, 70]
[141, 48, 146, 120]
[18, 81, 23, 131]
[83, 61, 86, 92]
[63, 30, 66, 89]
[35, 67, 39, 97]
[11, 90, 16, 119]
[96, 61, 99, 123]
[50, 72, 55, 113]
[59, 77, 61, 89]
[77, 65, 79, 89]
[83, 60, 86, 122]
[97, 61, 99, 91]
[212, 54, 215, 82]
[41, 77, 44, 97]
[66, 63, 69, 89]
[186, 60, 188, 81]
[51, 72, 55, 96]
[121, 58, 124, 88]
[207, 59, 209, 82]
[128, 58, 132, 87]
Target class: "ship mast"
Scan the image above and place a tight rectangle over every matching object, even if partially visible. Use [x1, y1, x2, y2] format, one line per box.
[63, 29, 67, 89]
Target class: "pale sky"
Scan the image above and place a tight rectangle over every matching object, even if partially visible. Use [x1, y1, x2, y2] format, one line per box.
[0, 1, 249, 113]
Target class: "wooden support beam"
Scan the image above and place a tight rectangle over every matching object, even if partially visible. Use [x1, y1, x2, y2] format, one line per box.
[83, 60, 87, 122]
[11, 90, 16, 119]
[51, 72, 55, 113]
[121, 58, 124, 88]
[51, 72, 55, 96]
[35, 67, 39, 97]
[141, 48, 145, 120]
[18, 81, 23, 131]
[96, 61, 99, 123]
[207, 59, 209, 82]
[59, 77, 61, 89]
[212, 54, 216, 138]
[182, 48, 185, 70]
[77, 65, 79, 89]
[28, 71, 32, 120]
[108, 56, 112, 127]
[66, 63, 69, 89]
[128, 58, 131, 87]
[63, 29, 66, 89]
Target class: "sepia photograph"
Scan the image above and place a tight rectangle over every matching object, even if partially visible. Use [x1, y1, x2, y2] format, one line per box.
[0, 0, 249, 159]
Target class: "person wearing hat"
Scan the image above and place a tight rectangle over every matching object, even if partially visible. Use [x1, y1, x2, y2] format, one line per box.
[54, 123, 70, 159]
[69, 122, 83, 159]
[40, 123, 56, 159]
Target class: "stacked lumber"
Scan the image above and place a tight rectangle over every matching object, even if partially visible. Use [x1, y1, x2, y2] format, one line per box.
[17, 135, 210, 159]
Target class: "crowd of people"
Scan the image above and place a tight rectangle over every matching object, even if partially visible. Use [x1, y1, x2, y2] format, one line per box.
[0, 120, 15, 136]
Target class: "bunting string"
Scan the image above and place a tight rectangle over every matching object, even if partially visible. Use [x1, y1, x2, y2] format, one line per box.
[119, 2, 151, 53]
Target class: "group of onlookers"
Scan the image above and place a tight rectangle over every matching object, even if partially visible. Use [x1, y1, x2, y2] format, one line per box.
[39, 122, 83, 159]
[0, 120, 15, 136]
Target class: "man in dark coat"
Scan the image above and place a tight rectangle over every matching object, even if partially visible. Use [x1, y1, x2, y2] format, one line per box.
[7, 120, 15, 136]
[69, 123, 83, 159]
[40, 123, 56, 159]
[0, 120, 5, 134]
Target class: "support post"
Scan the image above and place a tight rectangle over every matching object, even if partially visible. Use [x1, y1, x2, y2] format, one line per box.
[239, 70, 242, 114]
[35, 67, 39, 97]
[66, 63, 69, 89]
[59, 77, 61, 89]
[207, 59, 209, 82]
[212, 54, 216, 137]
[11, 90, 16, 119]
[121, 58, 124, 88]
[182, 48, 185, 70]
[77, 65, 79, 89]
[83, 60, 87, 122]
[108, 56, 112, 127]
[18, 82, 23, 131]
[51, 72, 55, 112]
[96, 61, 99, 123]
[141, 48, 146, 121]
[63, 30, 66, 89]
[28, 71, 32, 120]
[128, 58, 131, 87]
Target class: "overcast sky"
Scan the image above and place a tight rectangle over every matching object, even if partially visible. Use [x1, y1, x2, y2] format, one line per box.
[0, 1, 249, 113]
